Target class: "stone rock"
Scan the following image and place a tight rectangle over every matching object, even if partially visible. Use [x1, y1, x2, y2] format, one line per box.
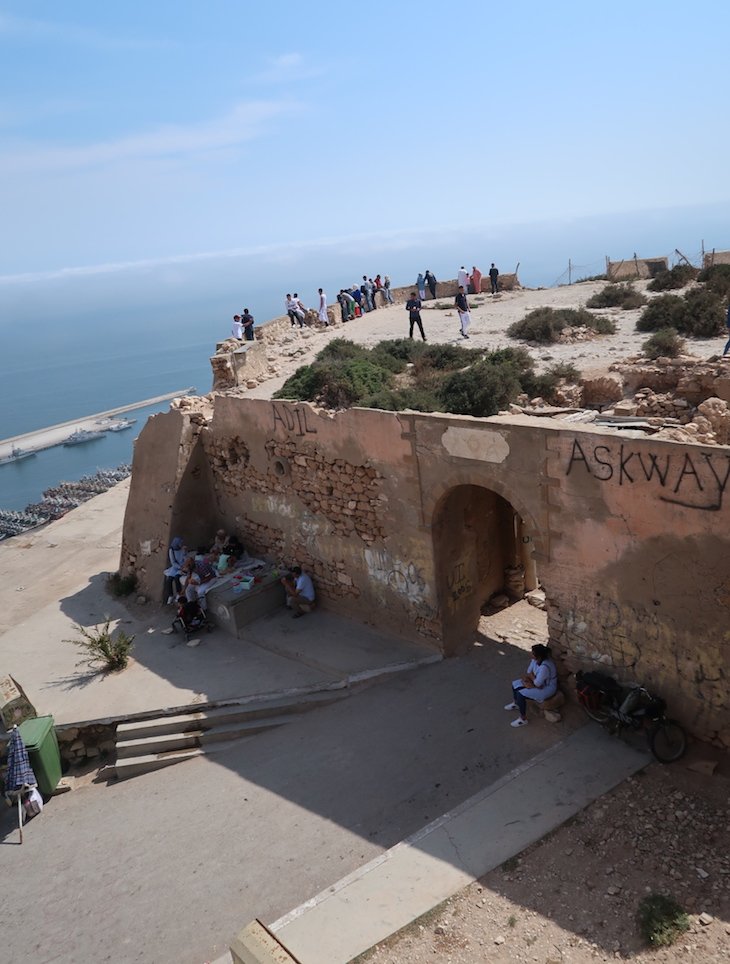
[525, 588, 546, 610]
[699, 912, 713, 925]
[494, 935, 505, 945]
[581, 375, 623, 406]
[57, 727, 79, 743]
[611, 400, 638, 416]
[490, 594, 510, 610]
[86, 746, 101, 758]
[544, 710, 562, 723]
[136, 595, 147, 605]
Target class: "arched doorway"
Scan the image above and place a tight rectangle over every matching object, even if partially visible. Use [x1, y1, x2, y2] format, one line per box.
[432, 484, 540, 656]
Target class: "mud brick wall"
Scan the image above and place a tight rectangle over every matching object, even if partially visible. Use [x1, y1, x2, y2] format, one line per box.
[122, 400, 730, 746]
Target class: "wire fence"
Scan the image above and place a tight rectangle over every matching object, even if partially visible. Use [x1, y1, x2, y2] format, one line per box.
[552, 245, 714, 288]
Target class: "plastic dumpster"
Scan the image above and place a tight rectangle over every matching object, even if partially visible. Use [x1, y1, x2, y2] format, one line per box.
[19, 715, 62, 797]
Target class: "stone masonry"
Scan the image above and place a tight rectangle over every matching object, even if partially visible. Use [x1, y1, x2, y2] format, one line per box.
[122, 396, 730, 749]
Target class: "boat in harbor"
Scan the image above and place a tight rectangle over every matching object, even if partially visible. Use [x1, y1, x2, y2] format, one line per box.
[63, 429, 106, 446]
[103, 417, 137, 432]
[0, 446, 36, 466]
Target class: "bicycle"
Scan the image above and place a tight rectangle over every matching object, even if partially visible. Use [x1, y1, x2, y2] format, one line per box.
[576, 670, 687, 763]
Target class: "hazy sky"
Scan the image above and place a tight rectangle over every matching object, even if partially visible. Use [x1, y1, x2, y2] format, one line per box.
[1, 0, 729, 283]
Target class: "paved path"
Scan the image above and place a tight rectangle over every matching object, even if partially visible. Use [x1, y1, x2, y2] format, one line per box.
[0, 484, 437, 726]
[270, 726, 649, 963]
[1, 634, 587, 964]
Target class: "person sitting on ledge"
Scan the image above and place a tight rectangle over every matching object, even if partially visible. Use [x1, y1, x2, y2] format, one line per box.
[505, 643, 558, 727]
[281, 566, 316, 619]
[164, 536, 188, 604]
[211, 528, 230, 553]
[180, 555, 217, 609]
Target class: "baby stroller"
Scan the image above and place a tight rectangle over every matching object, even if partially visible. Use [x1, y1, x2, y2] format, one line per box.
[172, 597, 213, 642]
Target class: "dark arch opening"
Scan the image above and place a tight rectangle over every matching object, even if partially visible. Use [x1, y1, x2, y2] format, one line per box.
[432, 484, 540, 656]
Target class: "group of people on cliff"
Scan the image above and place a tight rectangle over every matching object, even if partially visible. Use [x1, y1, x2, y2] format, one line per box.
[228, 261, 500, 342]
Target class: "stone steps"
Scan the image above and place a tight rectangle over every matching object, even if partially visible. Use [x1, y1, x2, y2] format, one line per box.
[113, 689, 348, 780]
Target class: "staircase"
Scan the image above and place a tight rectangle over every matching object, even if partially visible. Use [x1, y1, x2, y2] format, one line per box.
[114, 689, 348, 779]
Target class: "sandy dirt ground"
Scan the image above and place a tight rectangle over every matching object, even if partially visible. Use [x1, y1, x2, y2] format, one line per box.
[359, 760, 730, 964]
[244, 279, 726, 401]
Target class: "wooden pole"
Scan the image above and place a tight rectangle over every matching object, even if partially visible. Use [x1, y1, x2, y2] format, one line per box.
[568, 259, 572, 284]
[675, 248, 692, 267]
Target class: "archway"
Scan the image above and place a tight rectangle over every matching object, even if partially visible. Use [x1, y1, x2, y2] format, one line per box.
[432, 484, 541, 656]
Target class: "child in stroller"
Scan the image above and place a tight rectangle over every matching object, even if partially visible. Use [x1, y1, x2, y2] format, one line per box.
[172, 597, 212, 641]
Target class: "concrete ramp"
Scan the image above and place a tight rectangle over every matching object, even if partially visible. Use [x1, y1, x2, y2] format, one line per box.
[261, 726, 649, 964]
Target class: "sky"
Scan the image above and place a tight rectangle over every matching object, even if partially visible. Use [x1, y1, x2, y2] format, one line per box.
[0, 1, 729, 302]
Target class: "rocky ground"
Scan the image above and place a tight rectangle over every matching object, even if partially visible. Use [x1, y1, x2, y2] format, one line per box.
[359, 761, 730, 963]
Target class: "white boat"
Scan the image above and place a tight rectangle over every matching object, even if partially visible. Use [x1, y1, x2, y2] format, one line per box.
[63, 430, 106, 446]
[104, 417, 137, 432]
[0, 446, 36, 466]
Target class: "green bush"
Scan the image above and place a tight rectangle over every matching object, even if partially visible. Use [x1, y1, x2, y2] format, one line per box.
[548, 361, 580, 380]
[586, 283, 646, 310]
[697, 263, 730, 300]
[637, 290, 724, 338]
[508, 307, 615, 344]
[363, 386, 443, 412]
[316, 338, 367, 362]
[681, 288, 726, 337]
[647, 264, 698, 291]
[107, 571, 138, 597]
[641, 328, 686, 360]
[412, 343, 473, 373]
[439, 358, 523, 417]
[636, 295, 684, 332]
[64, 618, 135, 673]
[637, 894, 689, 947]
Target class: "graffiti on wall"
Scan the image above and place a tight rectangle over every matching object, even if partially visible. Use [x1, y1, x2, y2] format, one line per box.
[272, 403, 318, 437]
[447, 560, 473, 603]
[563, 594, 666, 670]
[364, 548, 433, 611]
[565, 439, 730, 511]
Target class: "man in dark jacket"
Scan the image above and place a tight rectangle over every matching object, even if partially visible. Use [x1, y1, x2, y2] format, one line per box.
[405, 292, 426, 341]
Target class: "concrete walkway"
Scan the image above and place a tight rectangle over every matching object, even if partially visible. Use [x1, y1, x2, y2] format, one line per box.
[267, 726, 649, 964]
[0, 486, 439, 727]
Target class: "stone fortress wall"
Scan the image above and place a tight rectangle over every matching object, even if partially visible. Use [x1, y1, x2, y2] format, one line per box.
[121, 396, 730, 749]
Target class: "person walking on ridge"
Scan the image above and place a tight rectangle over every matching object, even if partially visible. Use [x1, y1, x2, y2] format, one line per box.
[470, 265, 482, 296]
[406, 291, 426, 341]
[457, 265, 469, 293]
[384, 275, 394, 304]
[231, 314, 243, 339]
[455, 285, 471, 338]
[489, 262, 499, 295]
[417, 272, 426, 301]
[318, 288, 329, 325]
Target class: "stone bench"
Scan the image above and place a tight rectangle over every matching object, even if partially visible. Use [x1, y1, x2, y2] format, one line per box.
[534, 689, 565, 723]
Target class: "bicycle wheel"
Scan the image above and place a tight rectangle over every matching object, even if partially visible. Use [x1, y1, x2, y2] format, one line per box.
[648, 719, 687, 763]
[582, 694, 612, 725]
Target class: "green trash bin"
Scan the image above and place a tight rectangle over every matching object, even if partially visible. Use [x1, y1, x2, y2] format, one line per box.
[19, 715, 62, 797]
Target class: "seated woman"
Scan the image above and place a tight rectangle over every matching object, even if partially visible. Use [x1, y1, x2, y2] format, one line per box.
[505, 644, 558, 727]
[180, 555, 218, 610]
[210, 529, 229, 554]
[163, 536, 188, 604]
